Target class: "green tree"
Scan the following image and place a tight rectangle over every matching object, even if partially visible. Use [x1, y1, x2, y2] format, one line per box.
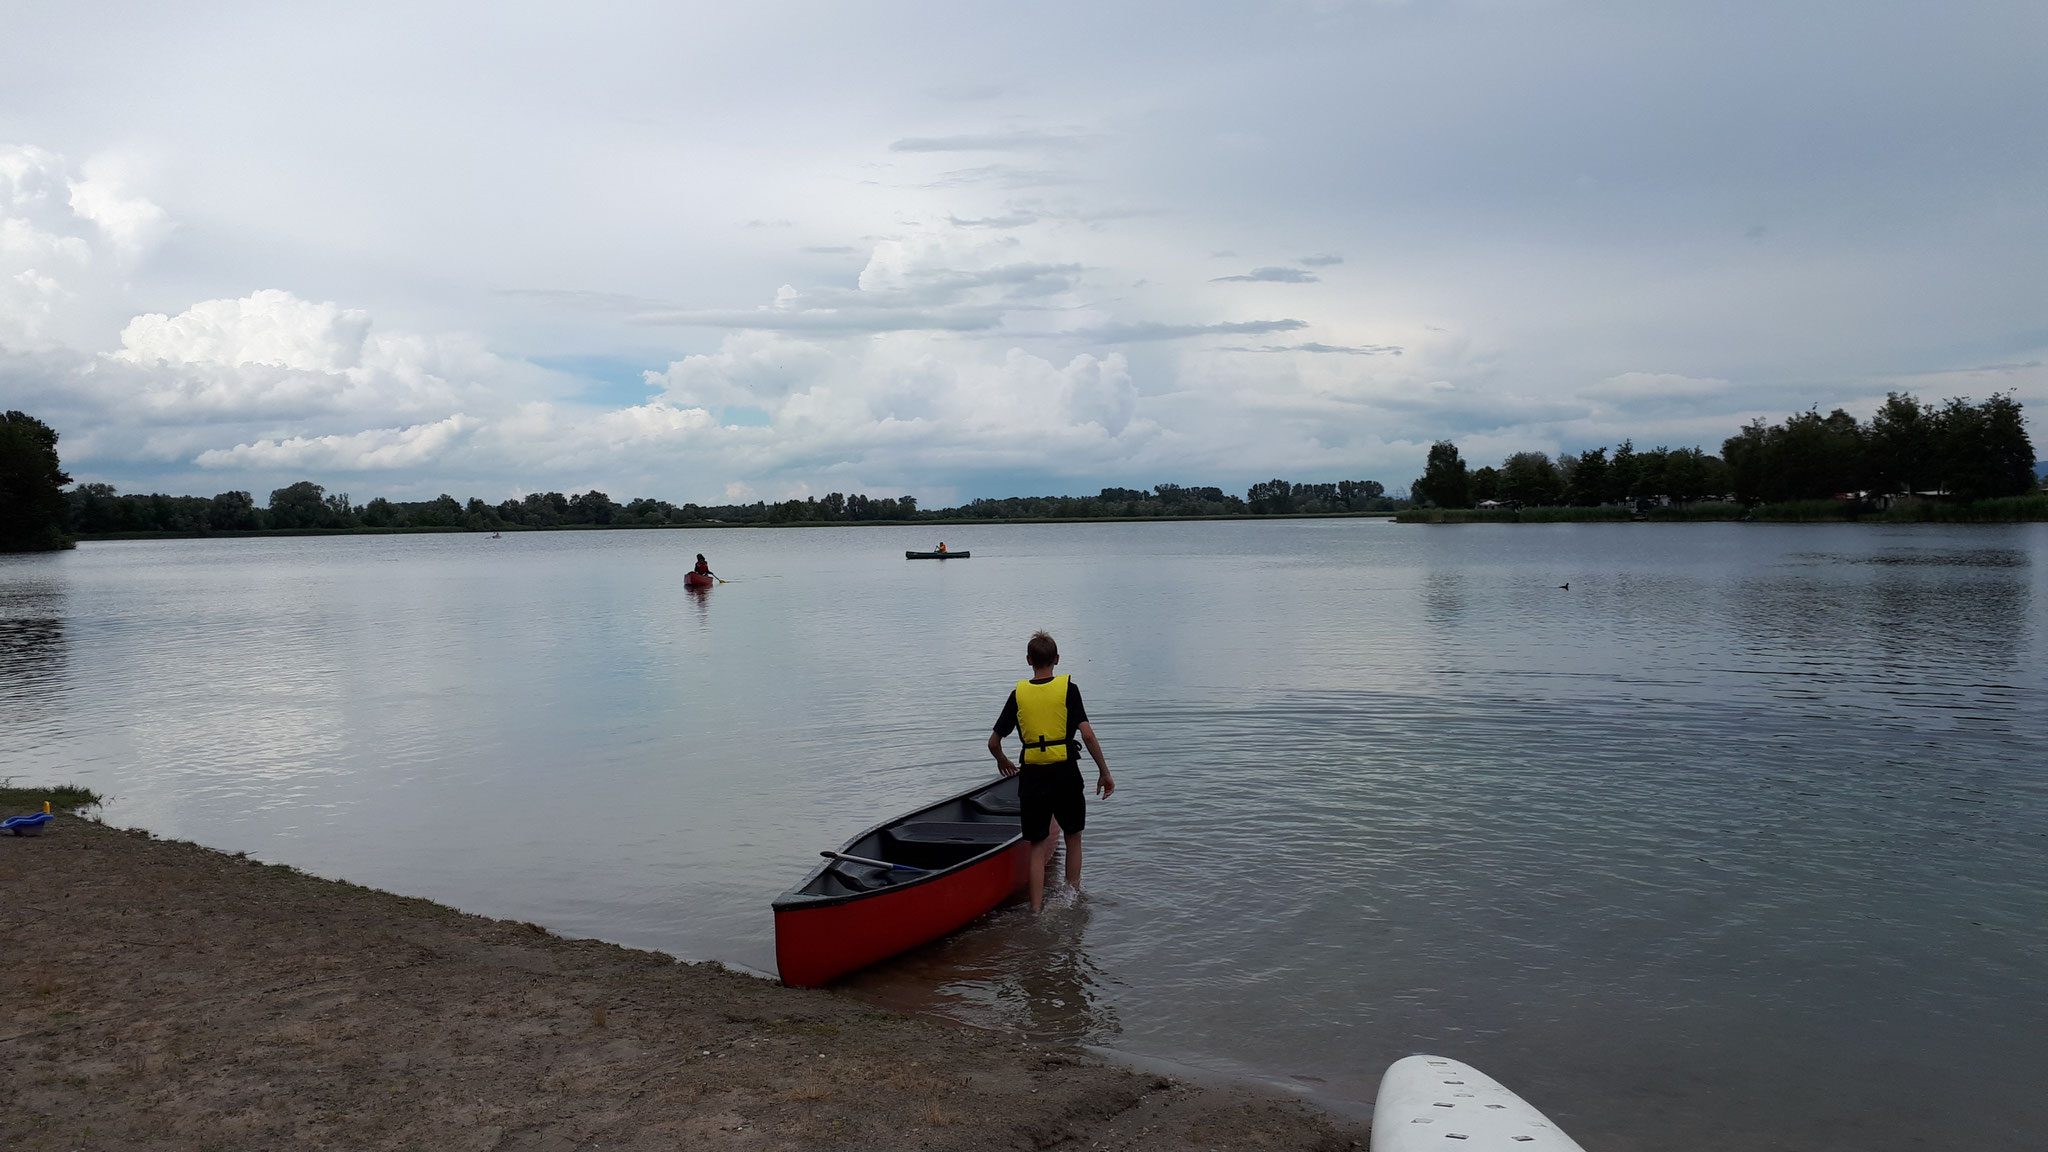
[410, 494, 465, 527]
[359, 497, 404, 527]
[268, 481, 334, 529]
[1721, 424, 1767, 505]
[209, 491, 261, 530]
[1606, 440, 1640, 505]
[1411, 441, 1472, 508]
[1469, 466, 1502, 503]
[1867, 392, 1934, 495]
[1566, 447, 1608, 506]
[1935, 393, 2037, 500]
[1500, 452, 1563, 506]
[568, 490, 616, 524]
[1246, 479, 1294, 514]
[0, 411, 72, 551]
[1661, 447, 1712, 504]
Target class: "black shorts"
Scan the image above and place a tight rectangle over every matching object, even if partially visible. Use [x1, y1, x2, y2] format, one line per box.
[1018, 762, 1085, 843]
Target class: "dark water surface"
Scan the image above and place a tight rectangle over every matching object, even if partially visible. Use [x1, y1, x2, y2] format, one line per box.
[3, 521, 2043, 1149]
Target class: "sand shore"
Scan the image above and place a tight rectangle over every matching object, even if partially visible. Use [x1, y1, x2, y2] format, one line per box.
[1, 803, 1365, 1151]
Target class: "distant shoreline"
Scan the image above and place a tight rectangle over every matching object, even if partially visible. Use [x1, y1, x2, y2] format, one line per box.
[68, 510, 1399, 542]
[1396, 494, 2048, 524]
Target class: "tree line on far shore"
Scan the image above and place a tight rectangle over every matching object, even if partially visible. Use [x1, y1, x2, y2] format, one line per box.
[58, 477, 1394, 539]
[1412, 392, 2039, 509]
[2, 412, 1399, 550]
[61, 482, 931, 536]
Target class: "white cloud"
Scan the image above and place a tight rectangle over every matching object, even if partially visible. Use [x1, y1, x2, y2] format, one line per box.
[65, 164, 169, 257]
[195, 414, 480, 471]
[116, 290, 372, 372]
[1, 145, 163, 351]
[88, 290, 558, 425]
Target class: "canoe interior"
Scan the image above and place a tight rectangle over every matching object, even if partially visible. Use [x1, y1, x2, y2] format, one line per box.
[774, 774, 1021, 907]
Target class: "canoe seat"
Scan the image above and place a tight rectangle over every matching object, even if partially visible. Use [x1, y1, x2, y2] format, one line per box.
[966, 794, 1021, 818]
[824, 863, 911, 894]
[881, 821, 1017, 870]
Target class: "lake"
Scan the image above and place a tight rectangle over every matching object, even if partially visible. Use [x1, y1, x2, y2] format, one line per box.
[3, 519, 2043, 1149]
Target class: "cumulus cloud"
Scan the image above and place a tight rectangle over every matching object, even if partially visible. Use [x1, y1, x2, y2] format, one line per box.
[648, 331, 837, 409]
[0, 145, 164, 350]
[89, 290, 548, 424]
[115, 290, 372, 372]
[195, 414, 480, 471]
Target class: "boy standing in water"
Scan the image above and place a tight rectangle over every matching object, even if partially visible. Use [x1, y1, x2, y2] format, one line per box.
[988, 631, 1115, 911]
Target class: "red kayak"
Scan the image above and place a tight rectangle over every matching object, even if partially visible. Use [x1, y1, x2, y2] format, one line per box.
[684, 572, 714, 588]
[772, 775, 1027, 987]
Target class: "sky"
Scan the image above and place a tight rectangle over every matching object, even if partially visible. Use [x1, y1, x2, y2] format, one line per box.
[2, 0, 2044, 506]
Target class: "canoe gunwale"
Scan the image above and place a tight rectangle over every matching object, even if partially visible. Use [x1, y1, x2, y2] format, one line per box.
[905, 551, 970, 559]
[770, 774, 1021, 913]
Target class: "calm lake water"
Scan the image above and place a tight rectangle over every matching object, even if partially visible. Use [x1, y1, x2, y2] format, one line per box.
[3, 520, 2044, 1149]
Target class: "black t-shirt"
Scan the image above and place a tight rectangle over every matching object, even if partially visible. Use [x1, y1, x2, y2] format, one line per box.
[993, 677, 1088, 755]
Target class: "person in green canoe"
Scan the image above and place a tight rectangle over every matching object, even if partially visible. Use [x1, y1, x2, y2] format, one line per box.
[988, 631, 1114, 911]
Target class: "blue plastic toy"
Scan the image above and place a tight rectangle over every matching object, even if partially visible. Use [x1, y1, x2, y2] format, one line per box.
[4, 802, 55, 836]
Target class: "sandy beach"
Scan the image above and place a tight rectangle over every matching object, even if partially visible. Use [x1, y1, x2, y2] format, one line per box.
[1, 798, 1365, 1151]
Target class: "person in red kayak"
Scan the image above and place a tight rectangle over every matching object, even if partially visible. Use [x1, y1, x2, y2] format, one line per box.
[693, 553, 713, 579]
[988, 631, 1114, 911]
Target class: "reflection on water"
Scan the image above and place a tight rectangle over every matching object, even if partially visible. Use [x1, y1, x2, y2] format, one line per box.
[0, 559, 67, 737]
[839, 877, 1121, 1044]
[3, 523, 2045, 1152]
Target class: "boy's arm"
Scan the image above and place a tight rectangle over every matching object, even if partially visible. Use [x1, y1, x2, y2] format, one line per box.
[989, 730, 1018, 776]
[1078, 721, 1113, 798]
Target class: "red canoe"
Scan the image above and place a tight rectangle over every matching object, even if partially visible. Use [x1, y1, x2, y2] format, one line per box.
[772, 775, 1027, 987]
[684, 572, 714, 588]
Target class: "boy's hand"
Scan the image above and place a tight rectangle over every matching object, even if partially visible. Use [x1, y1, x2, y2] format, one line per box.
[1096, 769, 1115, 799]
[997, 759, 1019, 778]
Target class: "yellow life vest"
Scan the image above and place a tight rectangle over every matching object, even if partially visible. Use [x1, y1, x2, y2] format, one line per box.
[1014, 675, 1073, 765]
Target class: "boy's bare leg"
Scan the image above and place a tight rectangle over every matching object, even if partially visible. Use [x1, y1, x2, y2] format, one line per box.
[1063, 831, 1083, 890]
[1028, 835, 1057, 911]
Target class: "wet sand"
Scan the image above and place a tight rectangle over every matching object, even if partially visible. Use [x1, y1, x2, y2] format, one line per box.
[1, 812, 1366, 1150]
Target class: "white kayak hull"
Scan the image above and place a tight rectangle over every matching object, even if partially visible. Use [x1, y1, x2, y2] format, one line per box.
[1373, 1055, 1586, 1152]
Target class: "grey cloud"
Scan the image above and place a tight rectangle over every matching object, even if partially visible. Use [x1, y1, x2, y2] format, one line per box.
[923, 164, 1078, 190]
[496, 288, 665, 311]
[949, 212, 1041, 229]
[890, 130, 1088, 153]
[812, 262, 1085, 310]
[802, 245, 859, 254]
[1211, 267, 1319, 283]
[1070, 319, 1309, 342]
[627, 307, 1005, 334]
[1299, 254, 1344, 267]
[1221, 341, 1402, 355]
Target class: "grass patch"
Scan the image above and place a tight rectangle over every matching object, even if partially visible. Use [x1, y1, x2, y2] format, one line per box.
[1397, 497, 2048, 524]
[1880, 494, 2048, 522]
[0, 782, 101, 814]
[1396, 506, 1652, 524]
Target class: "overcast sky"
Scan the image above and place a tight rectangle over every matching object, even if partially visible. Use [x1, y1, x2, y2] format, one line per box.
[3, 1, 2043, 505]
